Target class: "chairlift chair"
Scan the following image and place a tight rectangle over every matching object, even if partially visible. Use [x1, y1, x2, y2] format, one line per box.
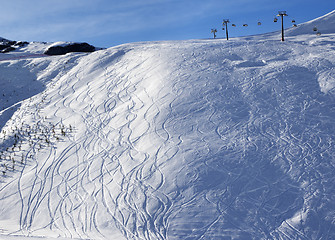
[243, 24, 248, 27]
[293, 24, 297, 27]
[292, 19, 296, 23]
[232, 24, 236, 27]
[258, 21, 262, 26]
[313, 27, 318, 32]
[274, 17, 278, 22]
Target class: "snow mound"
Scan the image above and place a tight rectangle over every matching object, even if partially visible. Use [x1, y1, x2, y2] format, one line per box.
[0, 11, 335, 240]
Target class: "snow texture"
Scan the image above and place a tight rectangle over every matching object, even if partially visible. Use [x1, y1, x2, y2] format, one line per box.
[0, 10, 335, 240]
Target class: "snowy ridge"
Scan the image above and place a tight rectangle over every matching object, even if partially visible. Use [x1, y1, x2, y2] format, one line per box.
[286, 9, 335, 36]
[1, 11, 335, 240]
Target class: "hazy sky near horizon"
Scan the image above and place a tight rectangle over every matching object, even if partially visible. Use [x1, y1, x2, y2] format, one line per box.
[0, 0, 334, 47]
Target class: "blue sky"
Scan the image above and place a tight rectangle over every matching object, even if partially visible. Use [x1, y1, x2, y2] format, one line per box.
[0, 0, 334, 47]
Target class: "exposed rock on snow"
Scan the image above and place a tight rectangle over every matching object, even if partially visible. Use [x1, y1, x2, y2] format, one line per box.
[44, 42, 96, 55]
[0, 40, 29, 53]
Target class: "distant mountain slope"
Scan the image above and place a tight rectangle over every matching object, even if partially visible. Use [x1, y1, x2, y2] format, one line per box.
[0, 37, 8, 42]
[286, 9, 335, 36]
[0, 11, 335, 240]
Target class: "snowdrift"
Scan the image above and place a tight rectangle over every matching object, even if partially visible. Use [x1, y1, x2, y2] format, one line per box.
[0, 10, 335, 240]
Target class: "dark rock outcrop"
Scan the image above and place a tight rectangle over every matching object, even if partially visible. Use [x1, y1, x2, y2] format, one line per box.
[0, 39, 14, 52]
[0, 39, 29, 53]
[44, 42, 96, 55]
[1, 46, 16, 53]
[14, 41, 29, 47]
[0, 44, 9, 51]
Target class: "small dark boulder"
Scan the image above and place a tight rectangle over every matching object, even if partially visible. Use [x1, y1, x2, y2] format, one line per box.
[44, 42, 96, 55]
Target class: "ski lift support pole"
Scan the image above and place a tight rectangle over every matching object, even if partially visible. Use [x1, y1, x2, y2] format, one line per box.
[277, 11, 288, 41]
[223, 19, 230, 40]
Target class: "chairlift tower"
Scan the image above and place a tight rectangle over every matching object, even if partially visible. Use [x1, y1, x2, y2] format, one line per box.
[277, 11, 288, 41]
[223, 19, 230, 40]
[211, 29, 218, 39]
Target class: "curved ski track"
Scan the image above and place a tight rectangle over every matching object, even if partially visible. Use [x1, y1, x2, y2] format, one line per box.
[1, 38, 335, 239]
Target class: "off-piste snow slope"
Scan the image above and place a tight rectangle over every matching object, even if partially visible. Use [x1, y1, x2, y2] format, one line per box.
[1, 11, 335, 240]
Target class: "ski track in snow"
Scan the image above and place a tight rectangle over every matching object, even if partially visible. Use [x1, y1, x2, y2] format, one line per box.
[1, 33, 335, 239]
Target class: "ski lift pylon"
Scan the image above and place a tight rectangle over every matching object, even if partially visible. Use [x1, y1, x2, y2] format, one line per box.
[211, 28, 217, 39]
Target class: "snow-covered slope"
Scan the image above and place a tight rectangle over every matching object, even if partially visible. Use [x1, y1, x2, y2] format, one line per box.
[286, 9, 335, 36]
[1, 11, 335, 240]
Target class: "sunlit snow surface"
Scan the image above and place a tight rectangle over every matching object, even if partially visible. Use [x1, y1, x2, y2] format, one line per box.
[1, 14, 335, 240]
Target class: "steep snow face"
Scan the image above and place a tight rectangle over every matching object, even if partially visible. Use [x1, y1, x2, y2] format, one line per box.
[286, 10, 335, 36]
[1, 15, 335, 240]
